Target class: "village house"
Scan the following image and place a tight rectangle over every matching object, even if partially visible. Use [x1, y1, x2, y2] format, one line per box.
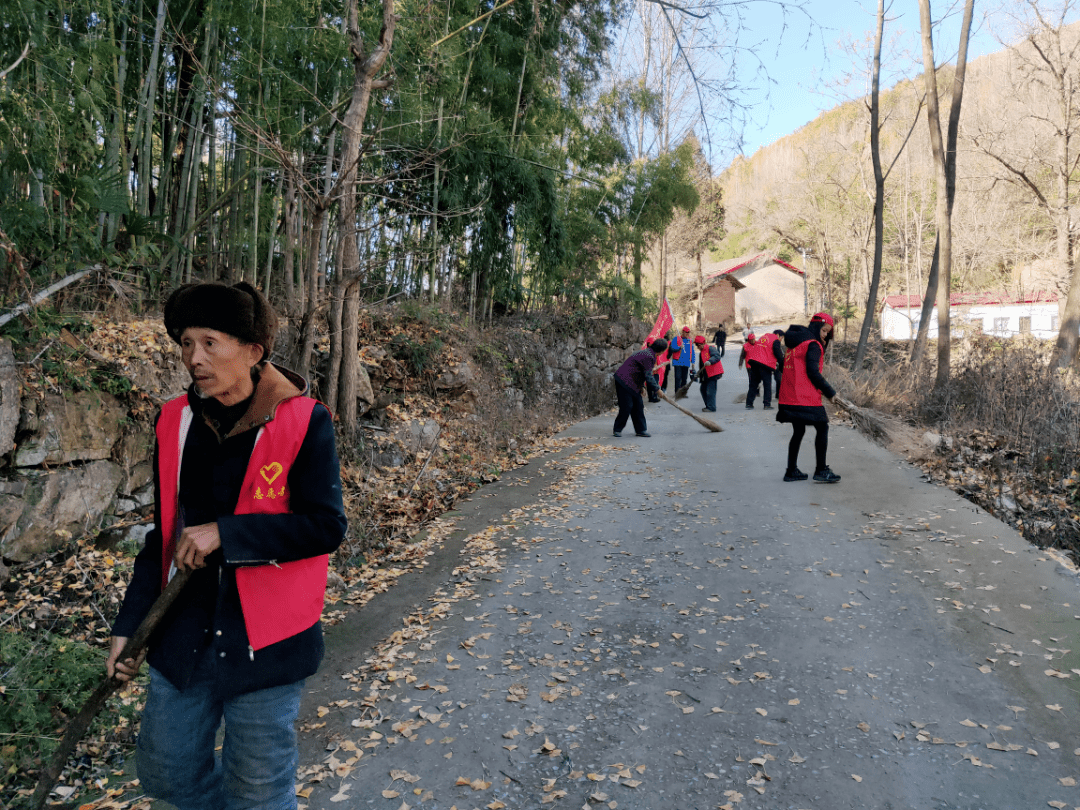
[694, 253, 806, 328]
[880, 291, 1060, 340]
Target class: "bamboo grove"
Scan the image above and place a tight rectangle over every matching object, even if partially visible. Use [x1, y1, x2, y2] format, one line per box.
[0, 0, 703, 425]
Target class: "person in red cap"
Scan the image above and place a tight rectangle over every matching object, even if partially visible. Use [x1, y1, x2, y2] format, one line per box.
[776, 312, 841, 483]
[694, 334, 723, 411]
[738, 332, 758, 407]
[670, 326, 696, 392]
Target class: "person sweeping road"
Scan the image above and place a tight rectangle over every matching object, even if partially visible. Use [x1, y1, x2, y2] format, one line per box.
[670, 326, 696, 392]
[776, 312, 841, 483]
[694, 334, 723, 412]
[613, 339, 668, 438]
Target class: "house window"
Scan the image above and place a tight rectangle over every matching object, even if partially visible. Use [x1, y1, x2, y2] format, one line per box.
[993, 317, 1009, 333]
[1019, 316, 1031, 333]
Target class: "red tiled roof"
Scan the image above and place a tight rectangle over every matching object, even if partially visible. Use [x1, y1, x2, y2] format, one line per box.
[705, 253, 805, 280]
[882, 290, 1058, 308]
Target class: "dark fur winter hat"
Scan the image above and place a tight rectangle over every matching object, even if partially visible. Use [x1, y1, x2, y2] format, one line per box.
[164, 281, 278, 362]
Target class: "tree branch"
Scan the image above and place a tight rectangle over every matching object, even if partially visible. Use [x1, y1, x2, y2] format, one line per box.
[0, 41, 30, 82]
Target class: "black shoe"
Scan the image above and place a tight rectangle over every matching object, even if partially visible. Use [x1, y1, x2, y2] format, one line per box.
[783, 468, 808, 482]
[612, 431, 622, 438]
[702, 407, 716, 412]
[763, 404, 773, 410]
[813, 467, 841, 483]
[636, 431, 651, 437]
[745, 404, 754, 409]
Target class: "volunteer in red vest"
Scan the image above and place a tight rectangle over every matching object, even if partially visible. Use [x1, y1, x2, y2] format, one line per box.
[694, 335, 723, 411]
[107, 282, 347, 810]
[670, 326, 696, 391]
[776, 312, 841, 483]
[738, 331, 757, 406]
[744, 330, 784, 410]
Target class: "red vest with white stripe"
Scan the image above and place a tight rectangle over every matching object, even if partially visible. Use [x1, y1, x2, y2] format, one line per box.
[700, 345, 724, 378]
[156, 395, 329, 651]
[778, 339, 824, 407]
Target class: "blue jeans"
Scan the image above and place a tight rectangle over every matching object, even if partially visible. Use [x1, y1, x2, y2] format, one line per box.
[673, 365, 689, 390]
[137, 660, 304, 810]
[614, 378, 647, 434]
[699, 375, 717, 410]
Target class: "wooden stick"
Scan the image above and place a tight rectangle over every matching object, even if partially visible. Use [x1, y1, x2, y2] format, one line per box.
[31, 569, 193, 810]
[659, 392, 723, 432]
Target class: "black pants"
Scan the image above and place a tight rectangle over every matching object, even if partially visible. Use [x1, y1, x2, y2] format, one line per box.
[614, 378, 647, 434]
[787, 421, 828, 472]
[747, 361, 773, 407]
[673, 365, 689, 390]
[773, 367, 782, 393]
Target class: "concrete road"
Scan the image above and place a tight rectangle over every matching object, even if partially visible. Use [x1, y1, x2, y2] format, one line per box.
[298, 369, 1080, 810]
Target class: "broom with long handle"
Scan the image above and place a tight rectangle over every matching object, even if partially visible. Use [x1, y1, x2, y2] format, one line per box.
[659, 391, 723, 432]
[31, 568, 193, 810]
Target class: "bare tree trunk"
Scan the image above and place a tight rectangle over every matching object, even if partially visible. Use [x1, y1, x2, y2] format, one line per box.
[329, 0, 398, 432]
[911, 0, 974, 388]
[854, 0, 886, 370]
[282, 174, 298, 311]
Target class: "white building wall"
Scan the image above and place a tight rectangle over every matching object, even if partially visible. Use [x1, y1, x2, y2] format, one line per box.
[881, 303, 1059, 340]
[733, 266, 804, 324]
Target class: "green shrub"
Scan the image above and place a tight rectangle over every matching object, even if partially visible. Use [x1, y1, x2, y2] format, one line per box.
[0, 629, 141, 792]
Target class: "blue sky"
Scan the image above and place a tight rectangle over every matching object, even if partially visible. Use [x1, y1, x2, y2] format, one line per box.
[727, 0, 1008, 161]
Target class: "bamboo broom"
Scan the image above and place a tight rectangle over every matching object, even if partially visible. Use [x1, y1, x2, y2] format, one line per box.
[31, 569, 193, 810]
[832, 395, 890, 444]
[658, 392, 723, 432]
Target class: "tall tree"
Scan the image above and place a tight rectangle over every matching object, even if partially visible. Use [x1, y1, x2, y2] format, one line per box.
[912, 0, 975, 388]
[971, 0, 1080, 367]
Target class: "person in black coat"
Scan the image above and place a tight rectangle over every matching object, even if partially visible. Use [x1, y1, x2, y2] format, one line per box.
[713, 324, 727, 357]
[776, 313, 841, 483]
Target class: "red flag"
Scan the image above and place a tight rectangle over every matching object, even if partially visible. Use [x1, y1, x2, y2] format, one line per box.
[644, 298, 674, 347]
[644, 299, 674, 387]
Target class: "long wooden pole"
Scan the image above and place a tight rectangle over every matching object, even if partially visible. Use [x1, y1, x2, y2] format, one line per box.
[30, 570, 193, 810]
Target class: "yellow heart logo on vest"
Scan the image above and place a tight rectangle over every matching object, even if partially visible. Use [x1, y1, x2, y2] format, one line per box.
[260, 462, 283, 485]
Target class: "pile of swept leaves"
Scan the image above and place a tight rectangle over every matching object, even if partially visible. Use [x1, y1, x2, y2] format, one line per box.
[1, 302, 607, 808]
[835, 337, 1080, 564]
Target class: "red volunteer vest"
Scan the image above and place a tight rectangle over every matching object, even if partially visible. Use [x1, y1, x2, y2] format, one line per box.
[752, 334, 779, 369]
[778, 339, 824, 407]
[156, 395, 329, 651]
[700, 345, 724, 378]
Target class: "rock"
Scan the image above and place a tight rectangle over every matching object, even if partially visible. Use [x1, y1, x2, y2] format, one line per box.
[396, 419, 441, 454]
[114, 430, 153, 496]
[15, 391, 127, 467]
[356, 363, 374, 406]
[2, 460, 124, 560]
[326, 570, 348, 592]
[0, 339, 19, 458]
[372, 447, 406, 469]
[504, 388, 525, 411]
[362, 345, 387, 362]
[435, 361, 474, 392]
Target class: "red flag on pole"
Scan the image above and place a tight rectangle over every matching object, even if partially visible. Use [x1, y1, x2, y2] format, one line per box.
[644, 298, 674, 346]
[644, 298, 674, 387]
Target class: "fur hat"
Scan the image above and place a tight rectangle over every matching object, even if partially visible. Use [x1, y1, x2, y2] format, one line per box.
[164, 282, 278, 362]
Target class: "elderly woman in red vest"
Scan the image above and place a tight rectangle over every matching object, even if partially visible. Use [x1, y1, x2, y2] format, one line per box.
[107, 282, 347, 810]
[776, 312, 841, 483]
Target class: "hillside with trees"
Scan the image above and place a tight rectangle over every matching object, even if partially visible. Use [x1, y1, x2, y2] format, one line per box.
[717, 11, 1080, 354]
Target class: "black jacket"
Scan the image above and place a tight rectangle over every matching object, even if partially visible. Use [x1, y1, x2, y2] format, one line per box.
[112, 364, 348, 697]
